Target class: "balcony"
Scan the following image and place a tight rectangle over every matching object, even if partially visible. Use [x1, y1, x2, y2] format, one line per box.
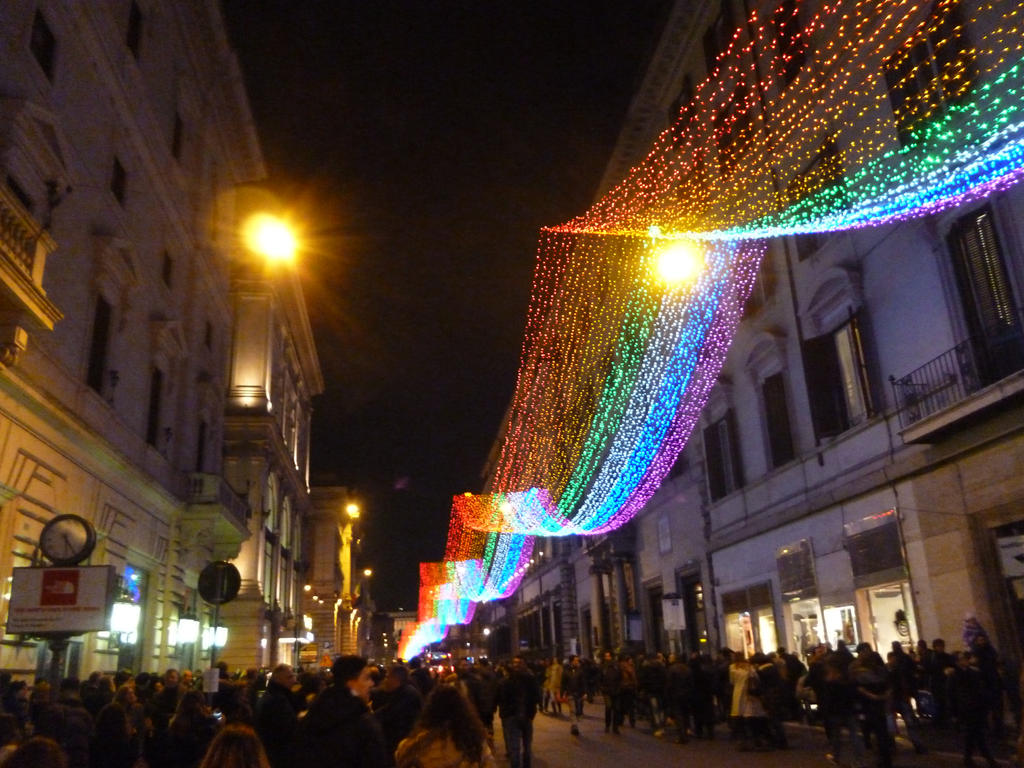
[890, 314, 1024, 442]
[183, 473, 251, 559]
[0, 184, 62, 364]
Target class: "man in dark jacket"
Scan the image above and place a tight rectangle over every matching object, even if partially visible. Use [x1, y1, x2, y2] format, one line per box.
[952, 651, 998, 767]
[498, 656, 540, 768]
[295, 655, 387, 768]
[638, 653, 667, 736]
[665, 654, 693, 744]
[599, 651, 621, 734]
[563, 656, 587, 735]
[255, 663, 299, 768]
[371, 664, 422, 764]
[33, 677, 94, 768]
[147, 668, 182, 737]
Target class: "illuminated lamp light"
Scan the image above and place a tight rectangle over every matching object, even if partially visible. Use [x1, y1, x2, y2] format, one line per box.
[177, 614, 200, 644]
[110, 601, 141, 638]
[653, 239, 705, 286]
[243, 213, 296, 262]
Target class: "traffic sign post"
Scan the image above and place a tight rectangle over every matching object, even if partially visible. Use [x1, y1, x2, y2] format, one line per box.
[197, 561, 241, 673]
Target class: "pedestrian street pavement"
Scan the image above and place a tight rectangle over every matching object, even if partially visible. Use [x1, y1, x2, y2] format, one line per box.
[493, 706, 1009, 768]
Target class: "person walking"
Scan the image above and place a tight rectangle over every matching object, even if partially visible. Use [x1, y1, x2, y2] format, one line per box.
[819, 650, 864, 768]
[161, 690, 219, 768]
[372, 664, 424, 763]
[198, 723, 272, 768]
[562, 656, 587, 736]
[729, 655, 767, 751]
[951, 651, 999, 768]
[89, 703, 136, 768]
[851, 644, 892, 768]
[598, 652, 621, 734]
[618, 656, 637, 729]
[254, 664, 299, 768]
[543, 658, 563, 717]
[496, 657, 540, 768]
[665, 653, 694, 744]
[887, 642, 926, 754]
[395, 684, 496, 768]
[638, 653, 667, 736]
[294, 655, 388, 768]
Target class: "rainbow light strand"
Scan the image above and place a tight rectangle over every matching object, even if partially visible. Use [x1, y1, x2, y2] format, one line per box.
[400, 0, 1024, 658]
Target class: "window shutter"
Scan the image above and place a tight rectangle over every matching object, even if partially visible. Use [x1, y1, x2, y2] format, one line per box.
[950, 207, 1015, 338]
[763, 373, 795, 467]
[87, 296, 112, 393]
[803, 334, 846, 439]
[703, 422, 726, 501]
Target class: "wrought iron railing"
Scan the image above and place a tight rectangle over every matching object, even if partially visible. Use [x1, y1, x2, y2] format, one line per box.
[890, 313, 1024, 428]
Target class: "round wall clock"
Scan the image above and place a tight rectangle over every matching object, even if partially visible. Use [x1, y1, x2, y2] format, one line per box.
[39, 514, 97, 566]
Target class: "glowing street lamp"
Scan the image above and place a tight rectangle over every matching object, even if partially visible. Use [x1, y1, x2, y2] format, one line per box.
[242, 213, 297, 263]
[177, 614, 200, 644]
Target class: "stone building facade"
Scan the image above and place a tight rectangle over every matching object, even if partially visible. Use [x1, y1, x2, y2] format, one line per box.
[0, 0, 321, 678]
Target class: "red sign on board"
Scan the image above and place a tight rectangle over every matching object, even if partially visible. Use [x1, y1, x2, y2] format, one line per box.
[40, 569, 80, 606]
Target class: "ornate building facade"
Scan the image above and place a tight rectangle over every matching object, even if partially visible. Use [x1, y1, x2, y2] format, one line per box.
[0, 1, 321, 678]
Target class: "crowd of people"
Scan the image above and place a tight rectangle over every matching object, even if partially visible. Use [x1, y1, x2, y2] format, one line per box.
[0, 620, 1018, 768]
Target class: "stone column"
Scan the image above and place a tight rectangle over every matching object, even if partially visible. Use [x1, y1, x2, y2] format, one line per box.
[590, 563, 610, 653]
[613, 557, 629, 648]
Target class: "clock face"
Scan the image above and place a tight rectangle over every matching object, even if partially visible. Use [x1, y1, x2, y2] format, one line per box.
[39, 514, 96, 566]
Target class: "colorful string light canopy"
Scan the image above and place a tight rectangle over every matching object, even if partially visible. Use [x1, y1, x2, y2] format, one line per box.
[399, 0, 1024, 659]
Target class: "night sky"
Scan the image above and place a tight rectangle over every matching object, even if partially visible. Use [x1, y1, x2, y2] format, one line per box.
[222, 1, 671, 609]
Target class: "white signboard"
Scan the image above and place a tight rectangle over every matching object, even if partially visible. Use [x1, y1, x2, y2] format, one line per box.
[662, 596, 687, 631]
[997, 535, 1024, 578]
[7, 566, 116, 634]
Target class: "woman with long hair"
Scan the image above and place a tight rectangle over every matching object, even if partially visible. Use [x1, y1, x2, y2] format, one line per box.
[197, 724, 270, 768]
[160, 689, 218, 768]
[89, 703, 136, 768]
[395, 684, 495, 768]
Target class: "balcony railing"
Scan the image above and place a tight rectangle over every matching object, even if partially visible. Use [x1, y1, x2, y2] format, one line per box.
[0, 185, 40, 277]
[187, 473, 250, 527]
[890, 312, 1024, 428]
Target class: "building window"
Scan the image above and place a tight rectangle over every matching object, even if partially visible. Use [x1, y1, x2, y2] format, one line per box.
[803, 315, 872, 439]
[773, 0, 807, 86]
[884, 0, 974, 146]
[263, 536, 276, 605]
[714, 80, 753, 175]
[30, 10, 56, 81]
[161, 251, 173, 288]
[5, 176, 34, 213]
[87, 296, 113, 393]
[762, 372, 795, 467]
[111, 157, 127, 206]
[669, 74, 694, 129]
[703, 3, 736, 76]
[744, 251, 776, 316]
[145, 367, 164, 446]
[126, 1, 143, 60]
[704, 409, 743, 501]
[171, 112, 184, 160]
[948, 206, 1024, 381]
[195, 420, 207, 472]
[787, 136, 845, 262]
